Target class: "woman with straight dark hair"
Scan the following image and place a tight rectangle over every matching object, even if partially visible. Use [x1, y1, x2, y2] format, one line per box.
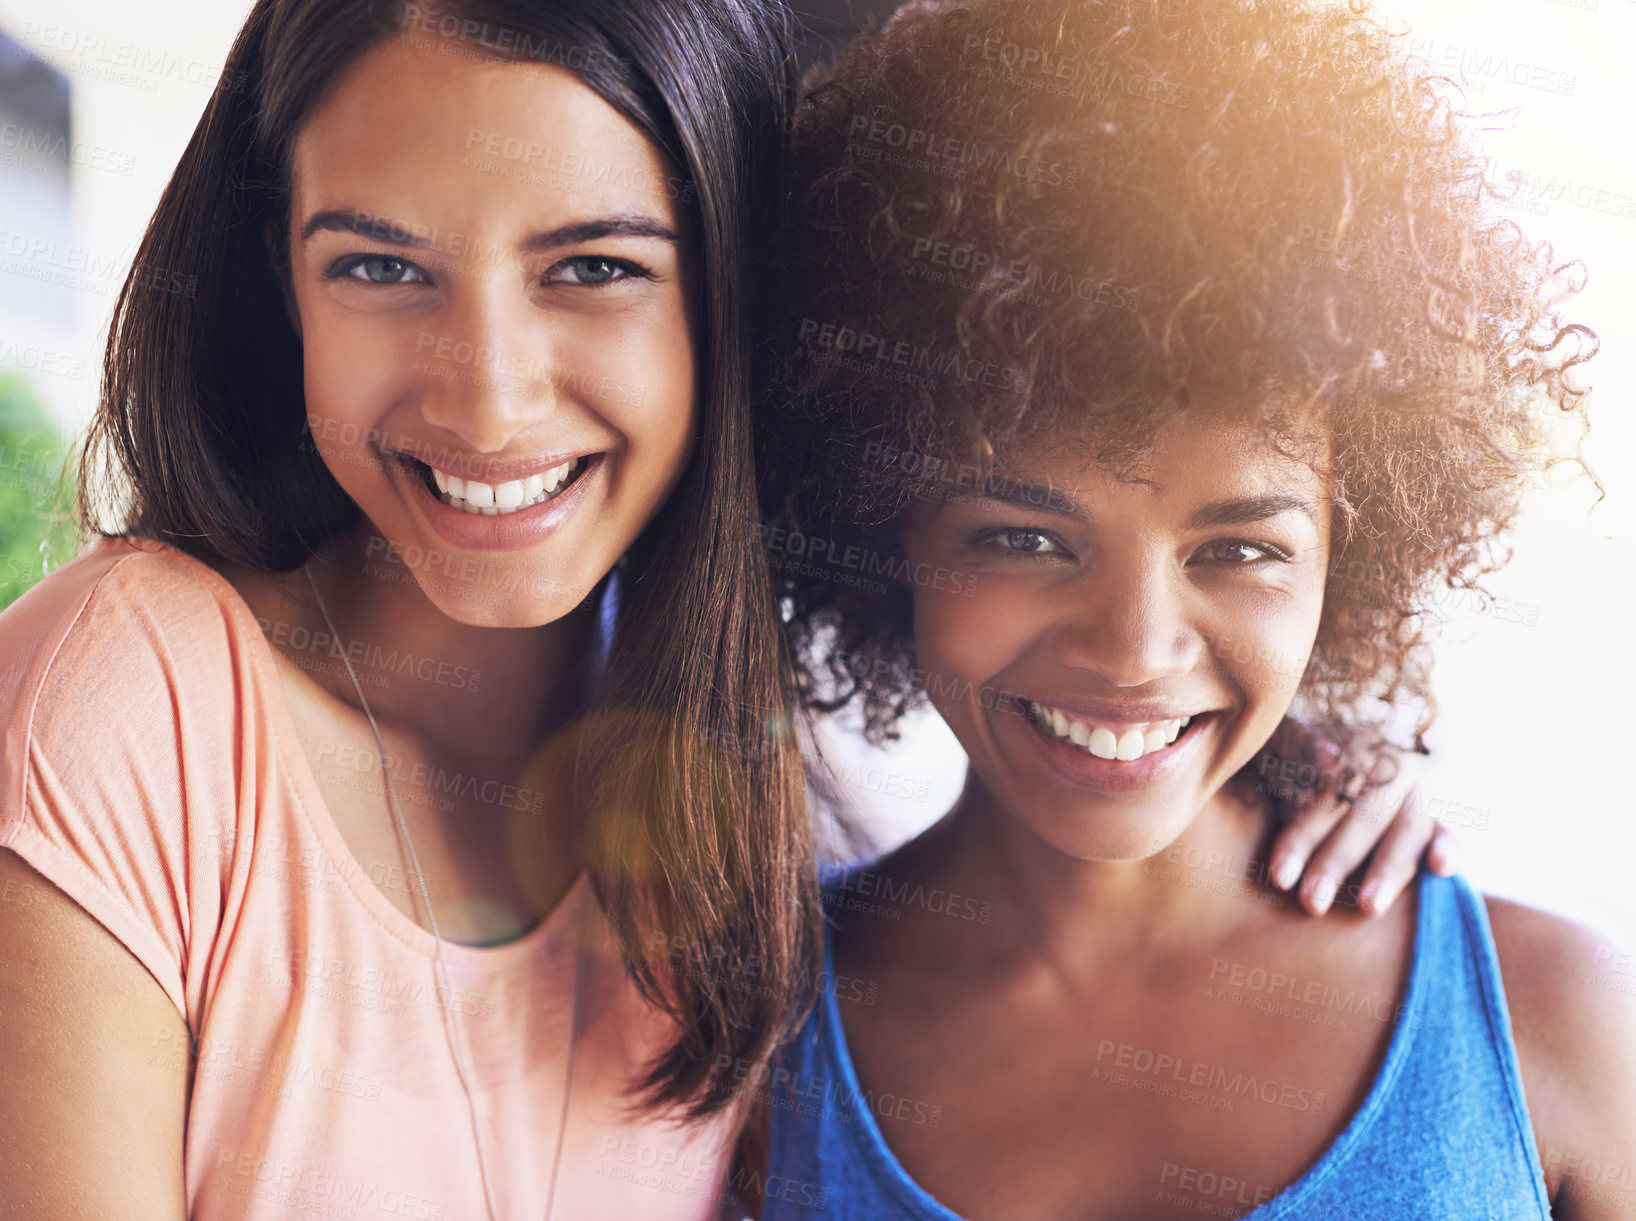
[0, 1, 817, 1216]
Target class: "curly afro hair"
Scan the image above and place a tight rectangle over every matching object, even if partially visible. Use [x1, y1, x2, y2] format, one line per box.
[758, 0, 1594, 800]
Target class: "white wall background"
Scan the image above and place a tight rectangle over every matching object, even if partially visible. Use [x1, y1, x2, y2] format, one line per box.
[0, 0, 1631, 946]
[0, 0, 256, 425]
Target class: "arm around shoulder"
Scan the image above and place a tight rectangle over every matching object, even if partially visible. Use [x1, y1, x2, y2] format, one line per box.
[1487, 896, 1636, 1220]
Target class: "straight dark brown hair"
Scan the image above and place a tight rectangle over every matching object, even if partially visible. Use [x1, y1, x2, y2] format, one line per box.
[80, 0, 819, 1118]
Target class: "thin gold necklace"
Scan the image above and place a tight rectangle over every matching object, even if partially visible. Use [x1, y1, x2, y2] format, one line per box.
[303, 562, 584, 1221]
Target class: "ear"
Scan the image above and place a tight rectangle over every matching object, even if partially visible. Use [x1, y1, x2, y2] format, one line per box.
[263, 221, 302, 339]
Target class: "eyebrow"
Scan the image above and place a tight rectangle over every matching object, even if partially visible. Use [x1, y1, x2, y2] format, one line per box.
[976, 481, 1315, 530]
[977, 479, 1088, 521]
[298, 209, 678, 250]
[1181, 494, 1317, 530]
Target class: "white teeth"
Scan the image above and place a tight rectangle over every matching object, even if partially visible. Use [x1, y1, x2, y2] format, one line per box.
[430, 458, 584, 517]
[1030, 701, 1199, 763]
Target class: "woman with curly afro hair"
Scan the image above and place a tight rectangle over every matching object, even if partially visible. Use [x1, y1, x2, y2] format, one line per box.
[752, 0, 1632, 1216]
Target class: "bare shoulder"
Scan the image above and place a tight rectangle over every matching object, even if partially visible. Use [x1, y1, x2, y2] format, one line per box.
[1484, 896, 1636, 1075]
[0, 848, 188, 1217]
[1485, 895, 1636, 1218]
[827, 822, 964, 974]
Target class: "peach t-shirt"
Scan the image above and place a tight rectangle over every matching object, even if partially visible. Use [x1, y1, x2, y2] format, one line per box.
[0, 538, 737, 1220]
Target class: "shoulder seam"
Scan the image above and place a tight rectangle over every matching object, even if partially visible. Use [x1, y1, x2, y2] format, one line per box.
[4, 547, 157, 845]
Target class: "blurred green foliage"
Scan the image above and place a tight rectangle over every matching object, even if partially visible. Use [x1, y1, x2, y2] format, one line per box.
[0, 372, 78, 610]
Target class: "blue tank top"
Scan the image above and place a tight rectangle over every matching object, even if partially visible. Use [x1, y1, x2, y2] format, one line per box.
[763, 869, 1551, 1219]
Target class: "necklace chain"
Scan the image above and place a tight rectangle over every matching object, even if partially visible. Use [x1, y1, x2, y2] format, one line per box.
[302, 563, 583, 1221]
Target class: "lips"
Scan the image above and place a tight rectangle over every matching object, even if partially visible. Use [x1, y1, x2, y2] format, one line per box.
[389, 440, 599, 487]
[1027, 698, 1193, 761]
[428, 457, 586, 516]
[389, 450, 605, 554]
[1007, 695, 1220, 795]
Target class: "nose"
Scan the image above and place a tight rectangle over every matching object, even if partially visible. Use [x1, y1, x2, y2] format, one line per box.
[415, 282, 560, 452]
[1046, 551, 1199, 688]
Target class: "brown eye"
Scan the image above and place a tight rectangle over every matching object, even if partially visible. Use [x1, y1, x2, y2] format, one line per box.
[1002, 529, 1058, 554]
[1195, 539, 1291, 565]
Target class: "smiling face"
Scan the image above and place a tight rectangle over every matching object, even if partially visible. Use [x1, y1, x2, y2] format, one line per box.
[901, 416, 1331, 861]
[286, 37, 699, 627]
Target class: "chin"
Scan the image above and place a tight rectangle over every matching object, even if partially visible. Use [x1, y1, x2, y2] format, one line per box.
[1011, 797, 1197, 864]
[408, 562, 596, 629]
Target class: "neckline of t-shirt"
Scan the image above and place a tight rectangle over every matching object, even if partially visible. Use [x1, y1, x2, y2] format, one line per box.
[812, 865, 1434, 1220]
[139, 539, 590, 968]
